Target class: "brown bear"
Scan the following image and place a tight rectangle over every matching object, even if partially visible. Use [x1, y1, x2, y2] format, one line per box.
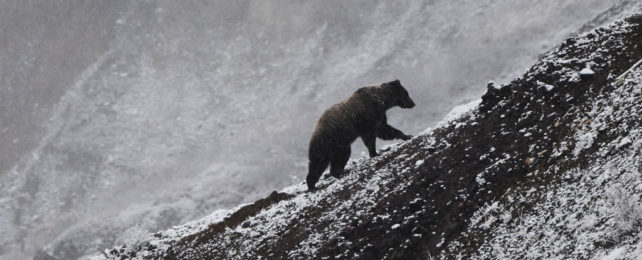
[306, 79, 415, 190]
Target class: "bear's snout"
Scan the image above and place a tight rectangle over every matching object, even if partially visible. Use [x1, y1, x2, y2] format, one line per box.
[400, 98, 415, 109]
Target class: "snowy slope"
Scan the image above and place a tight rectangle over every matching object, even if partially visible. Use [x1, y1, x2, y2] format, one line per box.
[443, 19, 642, 260]
[94, 12, 642, 260]
[3, 1, 633, 259]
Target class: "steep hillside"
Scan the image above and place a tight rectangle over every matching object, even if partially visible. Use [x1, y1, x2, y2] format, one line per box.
[6, 2, 626, 259]
[95, 13, 642, 260]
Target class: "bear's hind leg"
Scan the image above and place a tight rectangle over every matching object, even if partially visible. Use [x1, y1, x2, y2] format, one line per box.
[307, 158, 329, 190]
[330, 146, 351, 179]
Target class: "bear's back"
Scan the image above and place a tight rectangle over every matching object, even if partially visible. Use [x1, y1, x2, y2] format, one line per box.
[311, 87, 383, 144]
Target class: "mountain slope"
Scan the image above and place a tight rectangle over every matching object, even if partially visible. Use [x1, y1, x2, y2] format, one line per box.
[96, 13, 642, 260]
[5, 2, 627, 259]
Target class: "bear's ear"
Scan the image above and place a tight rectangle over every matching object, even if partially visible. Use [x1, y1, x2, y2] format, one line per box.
[389, 79, 401, 88]
[382, 79, 401, 89]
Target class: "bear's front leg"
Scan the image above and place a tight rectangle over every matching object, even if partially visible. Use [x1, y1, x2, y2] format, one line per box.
[361, 133, 378, 157]
[377, 124, 412, 141]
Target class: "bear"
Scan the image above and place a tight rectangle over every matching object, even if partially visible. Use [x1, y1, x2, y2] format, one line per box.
[306, 79, 415, 190]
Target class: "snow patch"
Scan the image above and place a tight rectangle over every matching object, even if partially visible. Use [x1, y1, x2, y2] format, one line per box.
[579, 67, 595, 76]
[415, 160, 425, 167]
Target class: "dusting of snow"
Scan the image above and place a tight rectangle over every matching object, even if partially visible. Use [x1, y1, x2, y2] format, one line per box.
[422, 99, 482, 135]
[446, 63, 642, 259]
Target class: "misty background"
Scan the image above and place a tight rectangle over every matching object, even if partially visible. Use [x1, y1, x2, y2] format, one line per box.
[0, 0, 626, 258]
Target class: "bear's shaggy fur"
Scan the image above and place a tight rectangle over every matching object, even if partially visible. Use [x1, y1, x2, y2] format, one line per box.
[306, 80, 415, 190]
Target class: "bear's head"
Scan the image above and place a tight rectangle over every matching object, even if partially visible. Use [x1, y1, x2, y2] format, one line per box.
[382, 79, 415, 109]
